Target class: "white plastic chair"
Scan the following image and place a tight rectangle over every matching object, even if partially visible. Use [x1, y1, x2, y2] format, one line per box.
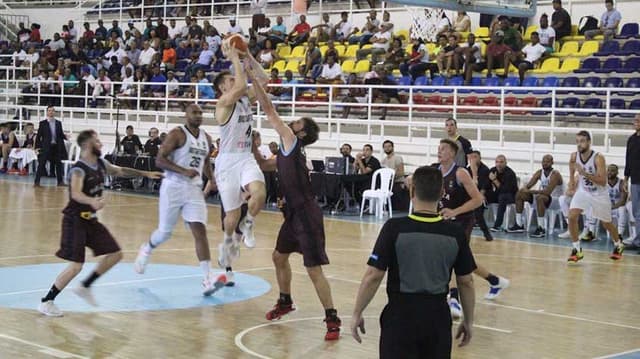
[360, 168, 395, 219]
[524, 196, 564, 235]
[62, 144, 81, 184]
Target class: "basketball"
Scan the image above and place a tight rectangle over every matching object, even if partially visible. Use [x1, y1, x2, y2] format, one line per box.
[224, 34, 248, 55]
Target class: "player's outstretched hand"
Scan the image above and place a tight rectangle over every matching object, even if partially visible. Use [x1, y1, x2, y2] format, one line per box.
[350, 314, 366, 343]
[455, 321, 472, 347]
[146, 171, 164, 179]
[91, 197, 105, 211]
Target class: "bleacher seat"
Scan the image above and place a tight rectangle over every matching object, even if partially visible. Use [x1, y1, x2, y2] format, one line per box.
[617, 23, 639, 39]
[395, 29, 410, 41]
[343, 44, 359, 59]
[557, 97, 580, 116]
[574, 58, 600, 73]
[474, 27, 490, 39]
[272, 60, 286, 73]
[504, 96, 518, 113]
[523, 25, 538, 41]
[533, 76, 559, 95]
[484, 77, 500, 94]
[354, 60, 371, 74]
[480, 96, 499, 113]
[560, 76, 580, 94]
[458, 96, 479, 113]
[579, 98, 603, 117]
[341, 59, 355, 73]
[624, 99, 640, 116]
[503, 77, 520, 88]
[594, 41, 619, 56]
[277, 46, 291, 58]
[398, 76, 412, 86]
[583, 76, 602, 88]
[604, 77, 624, 88]
[519, 96, 538, 114]
[553, 41, 579, 57]
[557, 58, 580, 73]
[414, 75, 429, 87]
[285, 60, 300, 72]
[626, 77, 640, 88]
[532, 97, 559, 115]
[595, 58, 622, 73]
[616, 40, 640, 56]
[618, 57, 640, 73]
[286, 46, 306, 60]
[576, 41, 599, 57]
[531, 58, 560, 74]
[514, 77, 538, 94]
[610, 98, 627, 116]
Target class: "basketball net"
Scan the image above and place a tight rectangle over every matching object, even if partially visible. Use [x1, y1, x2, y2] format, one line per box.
[406, 6, 445, 43]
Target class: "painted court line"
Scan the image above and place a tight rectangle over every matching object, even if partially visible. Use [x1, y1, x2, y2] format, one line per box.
[0, 333, 88, 359]
[0, 202, 155, 214]
[593, 348, 640, 359]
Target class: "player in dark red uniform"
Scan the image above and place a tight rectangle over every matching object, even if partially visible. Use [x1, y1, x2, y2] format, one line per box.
[437, 139, 510, 318]
[247, 69, 341, 340]
[38, 130, 162, 317]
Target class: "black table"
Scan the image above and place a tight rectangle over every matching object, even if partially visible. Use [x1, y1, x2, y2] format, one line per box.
[105, 154, 161, 192]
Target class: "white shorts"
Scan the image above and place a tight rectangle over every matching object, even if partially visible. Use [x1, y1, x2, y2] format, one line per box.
[570, 190, 612, 223]
[215, 157, 265, 211]
[157, 180, 207, 232]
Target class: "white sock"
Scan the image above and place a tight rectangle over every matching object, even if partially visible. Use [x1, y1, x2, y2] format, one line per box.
[245, 214, 255, 226]
[516, 213, 524, 226]
[537, 217, 546, 230]
[200, 260, 211, 277]
[232, 232, 242, 243]
[572, 240, 581, 250]
[224, 233, 233, 244]
[143, 242, 153, 253]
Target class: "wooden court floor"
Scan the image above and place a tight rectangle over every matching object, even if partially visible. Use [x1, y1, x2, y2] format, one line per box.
[0, 179, 639, 359]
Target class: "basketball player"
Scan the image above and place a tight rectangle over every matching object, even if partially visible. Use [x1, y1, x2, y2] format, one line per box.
[212, 45, 266, 269]
[246, 70, 341, 340]
[134, 104, 228, 296]
[436, 139, 510, 317]
[508, 154, 564, 237]
[39, 130, 162, 316]
[567, 130, 624, 262]
[607, 164, 629, 238]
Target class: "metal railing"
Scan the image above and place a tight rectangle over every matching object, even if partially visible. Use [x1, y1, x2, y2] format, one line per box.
[0, 14, 28, 42]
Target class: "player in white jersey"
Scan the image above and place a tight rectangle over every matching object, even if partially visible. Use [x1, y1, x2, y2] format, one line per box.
[134, 104, 227, 296]
[212, 45, 266, 275]
[607, 164, 630, 237]
[508, 154, 564, 237]
[567, 130, 624, 262]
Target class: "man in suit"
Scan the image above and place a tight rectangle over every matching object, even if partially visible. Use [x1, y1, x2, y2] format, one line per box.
[34, 106, 68, 187]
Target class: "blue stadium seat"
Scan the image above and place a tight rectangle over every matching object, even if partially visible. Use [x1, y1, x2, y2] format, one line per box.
[617, 40, 640, 56]
[532, 97, 559, 115]
[503, 77, 520, 87]
[609, 98, 626, 117]
[594, 41, 619, 56]
[594, 57, 622, 73]
[449, 76, 464, 87]
[622, 99, 640, 117]
[533, 76, 558, 95]
[574, 58, 600, 73]
[559, 76, 579, 94]
[618, 57, 640, 73]
[513, 76, 538, 94]
[413, 76, 429, 92]
[557, 97, 580, 116]
[604, 77, 624, 88]
[578, 98, 603, 117]
[617, 23, 640, 39]
[485, 76, 500, 93]
[582, 76, 602, 88]
[459, 77, 483, 94]
[398, 76, 412, 86]
[431, 76, 449, 93]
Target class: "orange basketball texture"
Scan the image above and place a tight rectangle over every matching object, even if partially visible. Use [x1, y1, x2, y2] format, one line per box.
[227, 34, 248, 53]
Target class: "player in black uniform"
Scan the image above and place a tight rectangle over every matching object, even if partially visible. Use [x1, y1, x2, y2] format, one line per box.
[247, 68, 341, 341]
[38, 130, 162, 317]
[437, 139, 510, 317]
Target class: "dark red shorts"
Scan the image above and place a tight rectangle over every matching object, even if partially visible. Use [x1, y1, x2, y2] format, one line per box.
[56, 214, 121, 263]
[276, 202, 329, 267]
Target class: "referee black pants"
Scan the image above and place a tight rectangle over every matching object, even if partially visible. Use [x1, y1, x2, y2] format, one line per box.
[380, 298, 452, 359]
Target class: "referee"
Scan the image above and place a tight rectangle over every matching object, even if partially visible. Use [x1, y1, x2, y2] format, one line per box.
[351, 166, 477, 358]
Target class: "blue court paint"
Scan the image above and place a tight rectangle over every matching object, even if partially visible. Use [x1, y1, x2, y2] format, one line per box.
[0, 263, 271, 312]
[608, 350, 640, 359]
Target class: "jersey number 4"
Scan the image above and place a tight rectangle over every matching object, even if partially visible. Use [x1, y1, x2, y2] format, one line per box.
[189, 156, 201, 168]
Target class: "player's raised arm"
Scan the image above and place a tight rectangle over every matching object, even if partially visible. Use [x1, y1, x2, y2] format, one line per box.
[249, 77, 297, 151]
[216, 47, 247, 108]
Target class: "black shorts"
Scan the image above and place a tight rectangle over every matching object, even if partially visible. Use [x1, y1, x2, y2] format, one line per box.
[380, 299, 452, 359]
[57, 214, 120, 263]
[276, 202, 329, 267]
[513, 59, 534, 70]
[449, 213, 475, 243]
[526, 193, 552, 209]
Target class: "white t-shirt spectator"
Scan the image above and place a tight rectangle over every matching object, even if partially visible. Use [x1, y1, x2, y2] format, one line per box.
[69, 27, 79, 43]
[537, 27, 556, 47]
[105, 47, 127, 63]
[320, 63, 343, 80]
[601, 9, 622, 29]
[372, 31, 391, 50]
[167, 78, 180, 93]
[120, 63, 135, 80]
[138, 47, 156, 66]
[12, 49, 27, 63]
[48, 39, 66, 51]
[227, 25, 243, 35]
[337, 21, 354, 38]
[416, 43, 430, 63]
[250, 0, 267, 15]
[462, 42, 482, 63]
[168, 25, 181, 39]
[363, 18, 380, 34]
[206, 35, 222, 54]
[180, 24, 190, 38]
[522, 43, 547, 63]
[119, 75, 134, 95]
[197, 49, 215, 65]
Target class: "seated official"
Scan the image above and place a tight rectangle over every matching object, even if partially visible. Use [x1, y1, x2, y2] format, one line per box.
[352, 144, 381, 207]
[121, 125, 142, 155]
[487, 155, 518, 231]
[144, 127, 161, 157]
[381, 140, 408, 210]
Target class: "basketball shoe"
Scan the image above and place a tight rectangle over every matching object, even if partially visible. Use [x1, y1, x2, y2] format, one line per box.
[485, 277, 510, 300]
[449, 298, 462, 319]
[567, 248, 584, 262]
[610, 243, 624, 260]
[240, 217, 256, 248]
[266, 299, 296, 320]
[73, 286, 98, 307]
[324, 315, 342, 341]
[134, 243, 151, 274]
[202, 273, 227, 296]
[38, 301, 63, 317]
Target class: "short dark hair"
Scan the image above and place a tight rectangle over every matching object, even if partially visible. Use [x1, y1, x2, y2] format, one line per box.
[440, 138, 459, 153]
[540, 13, 548, 18]
[383, 140, 394, 147]
[213, 70, 231, 94]
[77, 129, 97, 147]
[445, 117, 457, 126]
[364, 144, 373, 151]
[577, 130, 591, 141]
[531, 31, 539, 37]
[46, 105, 55, 110]
[605, 0, 613, 4]
[342, 143, 352, 150]
[300, 117, 319, 146]
[412, 166, 443, 202]
[126, 125, 134, 130]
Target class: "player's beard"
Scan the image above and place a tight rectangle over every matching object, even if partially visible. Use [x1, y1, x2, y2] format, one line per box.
[92, 146, 102, 157]
[384, 149, 392, 155]
[578, 145, 589, 154]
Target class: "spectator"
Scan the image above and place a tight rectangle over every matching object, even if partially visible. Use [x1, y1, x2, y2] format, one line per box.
[454, 11, 471, 33]
[460, 33, 483, 84]
[437, 34, 464, 76]
[68, 20, 78, 43]
[436, 12, 452, 37]
[178, 16, 191, 43]
[48, 33, 66, 52]
[166, 70, 180, 96]
[11, 43, 27, 67]
[34, 106, 68, 186]
[155, 18, 169, 40]
[467, 149, 494, 241]
[205, 27, 222, 56]
[168, 19, 181, 41]
[118, 67, 135, 97]
[257, 39, 279, 69]
[298, 38, 322, 78]
[279, 69, 297, 101]
[188, 17, 204, 44]
[8, 123, 37, 175]
[353, 144, 382, 204]
[121, 125, 143, 155]
[400, 37, 438, 81]
[61, 24, 71, 41]
[127, 20, 140, 36]
[195, 74, 215, 100]
[255, 17, 273, 45]
[366, 66, 399, 120]
[176, 41, 192, 60]
[29, 23, 42, 44]
[357, 23, 393, 64]
[250, 0, 268, 31]
[334, 12, 355, 42]
[95, 19, 108, 41]
[488, 155, 518, 231]
[186, 41, 214, 77]
[0, 123, 19, 173]
[311, 13, 334, 42]
[288, 14, 311, 47]
[138, 40, 156, 68]
[110, 20, 123, 39]
[381, 139, 404, 179]
[17, 22, 31, 44]
[383, 38, 406, 72]
[316, 55, 343, 98]
[126, 43, 141, 65]
[266, 68, 282, 98]
[537, 14, 556, 53]
[161, 40, 177, 70]
[103, 42, 126, 69]
[484, 31, 512, 78]
[585, 0, 621, 41]
[503, 32, 548, 83]
[623, 114, 640, 250]
[248, 37, 261, 58]
[144, 127, 161, 156]
[551, 0, 572, 40]
[341, 143, 355, 164]
[81, 22, 94, 46]
[108, 30, 125, 48]
[62, 67, 78, 93]
[324, 40, 339, 63]
[120, 56, 135, 80]
[23, 46, 39, 69]
[498, 16, 522, 51]
[90, 69, 111, 107]
[349, 10, 380, 46]
[227, 17, 244, 36]
[269, 16, 287, 46]
[146, 65, 166, 110]
[341, 73, 366, 118]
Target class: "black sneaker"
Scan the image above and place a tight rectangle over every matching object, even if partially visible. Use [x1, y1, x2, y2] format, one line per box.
[490, 226, 501, 232]
[506, 224, 525, 233]
[484, 232, 494, 241]
[531, 227, 546, 238]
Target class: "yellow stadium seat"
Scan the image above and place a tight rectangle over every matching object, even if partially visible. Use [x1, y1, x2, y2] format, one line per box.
[457, 31, 469, 41]
[474, 27, 490, 39]
[276, 45, 291, 58]
[395, 29, 410, 41]
[344, 44, 359, 58]
[354, 60, 371, 74]
[494, 64, 518, 75]
[576, 41, 599, 57]
[563, 25, 584, 41]
[405, 44, 413, 54]
[523, 25, 538, 41]
[361, 44, 373, 50]
[426, 43, 436, 54]
[286, 46, 306, 60]
[480, 42, 487, 57]
[284, 60, 300, 72]
[530, 57, 560, 74]
[556, 57, 580, 73]
[552, 41, 579, 57]
[334, 44, 346, 57]
[341, 59, 356, 73]
[319, 45, 328, 57]
[272, 60, 286, 73]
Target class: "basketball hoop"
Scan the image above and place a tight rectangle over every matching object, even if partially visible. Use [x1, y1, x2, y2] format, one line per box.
[406, 6, 445, 43]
